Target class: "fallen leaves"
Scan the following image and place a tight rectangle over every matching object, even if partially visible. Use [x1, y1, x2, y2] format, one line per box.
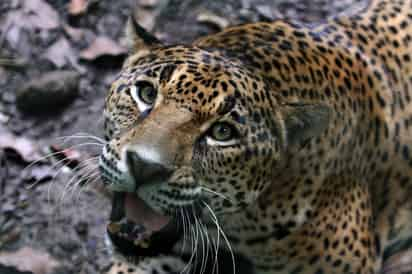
[68, 0, 89, 16]
[0, 0, 59, 57]
[63, 24, 86, 42]
[20, 0, 60, 30]
[134, 0, 170, 31]
[1, 0, 126, 72]
[49, 145, 82, 169]
[80, 36, 127, 61]
[196, 11, 229, 30]
[0, 129, 42, 163]
[255, 5, 283, 21]
[0, 247, 59, 274]
[0, 226, 21, 249]
[41, 38, 78, 68]
[139, 0, 162, 8]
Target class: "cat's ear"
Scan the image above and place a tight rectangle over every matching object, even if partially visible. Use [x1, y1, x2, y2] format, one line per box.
[282, 103, 331, 147]
[125, 12, 162, 53]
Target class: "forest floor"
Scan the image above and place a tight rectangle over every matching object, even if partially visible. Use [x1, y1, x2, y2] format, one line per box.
[3, 0, 403, 274]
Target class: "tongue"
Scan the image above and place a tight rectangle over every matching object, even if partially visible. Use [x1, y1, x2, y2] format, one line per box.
[125, 193, 170, 232]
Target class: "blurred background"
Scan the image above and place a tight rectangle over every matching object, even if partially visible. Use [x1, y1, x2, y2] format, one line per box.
[0, 0, 371, 274]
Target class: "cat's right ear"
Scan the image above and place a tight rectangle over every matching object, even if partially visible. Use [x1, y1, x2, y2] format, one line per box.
[125, 12, 162, 53]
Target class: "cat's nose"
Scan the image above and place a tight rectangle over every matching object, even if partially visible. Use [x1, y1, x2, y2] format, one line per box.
[126, 150, 173, 187]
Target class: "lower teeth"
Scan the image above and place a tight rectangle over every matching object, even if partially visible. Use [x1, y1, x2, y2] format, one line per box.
[108, 219, 151, 248]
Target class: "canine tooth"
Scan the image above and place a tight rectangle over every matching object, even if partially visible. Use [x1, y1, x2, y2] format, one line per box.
[134, 238, 150, 248]
[107, 222, 121, 233]
[140, 239, 150, 248]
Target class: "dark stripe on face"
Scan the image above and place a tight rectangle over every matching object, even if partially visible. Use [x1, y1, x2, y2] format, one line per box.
[230, 110, 246, 124]
[116, 84, 128, 93]
[217, 95, 236, 115]
[159, 64, 177, 84]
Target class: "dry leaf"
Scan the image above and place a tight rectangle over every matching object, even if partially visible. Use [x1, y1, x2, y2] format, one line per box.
[0, 247, 59, 274]
[255, 5, 283, 20]
[0, 227, 21, 248]
[0, 0, 59, 49]
[134, 0, 169, 31]
[0, 112, 10, 124]
[63, 24, 85, 41]
[0, 128, 42, 163]
[0, 263, 31, 274]
[79, 36, 127, 61]
[22, 0, 60, 30]
[41, 38, 78, 68]
[197, 11, 229, 30]
[134, 8, 157, 31]
[138, 0, 160, 8]
[68, 0, 89, 15]
[49, 145, 82, 169]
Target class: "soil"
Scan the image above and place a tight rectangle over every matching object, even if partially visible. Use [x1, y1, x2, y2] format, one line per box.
[0, 0, 379, 274]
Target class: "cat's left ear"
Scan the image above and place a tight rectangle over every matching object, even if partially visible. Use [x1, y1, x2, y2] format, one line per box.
[281, 103, 331, 148]
[125, 12, 162, 53]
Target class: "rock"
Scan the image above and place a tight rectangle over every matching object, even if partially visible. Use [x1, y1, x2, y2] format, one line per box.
[16, 71, 80, 114]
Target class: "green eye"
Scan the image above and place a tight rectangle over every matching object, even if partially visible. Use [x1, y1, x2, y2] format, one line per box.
[137, 82, 157, 105]
[210, 122, 236, 142]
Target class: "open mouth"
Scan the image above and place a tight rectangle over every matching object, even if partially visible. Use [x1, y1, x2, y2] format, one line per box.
[107, 192, 182, 259]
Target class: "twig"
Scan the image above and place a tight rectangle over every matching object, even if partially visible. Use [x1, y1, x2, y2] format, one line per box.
[0, 149, 8, 196]
[0, 57, 26, 68]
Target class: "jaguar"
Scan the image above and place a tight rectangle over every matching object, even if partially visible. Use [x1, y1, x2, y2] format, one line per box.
[99, 0, 412, 273]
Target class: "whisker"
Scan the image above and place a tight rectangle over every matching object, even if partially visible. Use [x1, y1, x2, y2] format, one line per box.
[198, 217, 211, 274]
[201, 187, 235, 203]
[55, 158, 99, 203]
[43, 156, 96, 205]
[180, 208, 187, 255]
[181, 209, 197, 274]
[194, 211, 208, 274]
[203, 202, 235, 274]
[70, 169, 100, 200]
[55, 133, 106, 145]
[23, 142, 102, 175]
[46, 156, 99, 203]
[72, 172, 101, 203]
[60, 166, 99, 203]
